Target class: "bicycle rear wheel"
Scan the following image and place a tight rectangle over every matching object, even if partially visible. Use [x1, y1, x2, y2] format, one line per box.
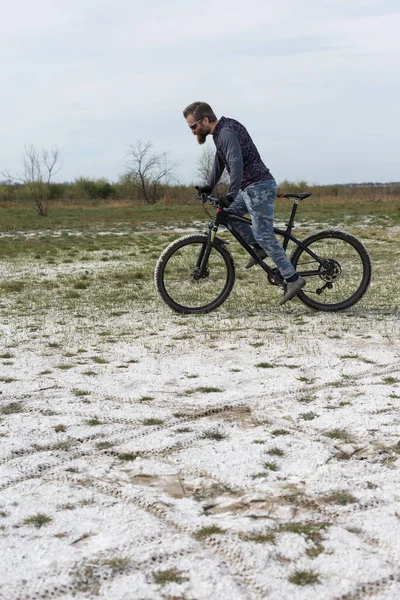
[290, 229, 371, 311]
[155, 234, 235, 314]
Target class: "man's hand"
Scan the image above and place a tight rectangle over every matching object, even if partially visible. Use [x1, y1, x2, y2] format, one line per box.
[218, 194, 234, 208]
[195, 185, 212, 195]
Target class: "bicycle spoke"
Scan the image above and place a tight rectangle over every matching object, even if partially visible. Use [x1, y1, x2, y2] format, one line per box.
[292, 231, 371, 310]
[161, 241, 230, 310]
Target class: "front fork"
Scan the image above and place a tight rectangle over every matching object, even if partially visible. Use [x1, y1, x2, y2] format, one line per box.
[196, 219, 219, 276]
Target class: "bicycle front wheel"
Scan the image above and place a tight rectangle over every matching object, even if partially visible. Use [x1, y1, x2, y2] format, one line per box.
[290, 229, 372, 311]
[155, 234, 235, 314]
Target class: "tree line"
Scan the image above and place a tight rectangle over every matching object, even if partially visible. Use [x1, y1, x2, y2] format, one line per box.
[1, 143, 399, 216]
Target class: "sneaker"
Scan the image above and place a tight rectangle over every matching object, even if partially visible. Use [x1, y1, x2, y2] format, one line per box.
[244, 247, 268, 269]
[279, 276, 306, 306]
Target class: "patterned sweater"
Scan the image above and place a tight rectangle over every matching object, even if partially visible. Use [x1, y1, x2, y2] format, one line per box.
[207, 116, 274, 199]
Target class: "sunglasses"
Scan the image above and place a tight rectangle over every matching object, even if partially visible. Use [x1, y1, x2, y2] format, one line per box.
[189, 118, 203, 130]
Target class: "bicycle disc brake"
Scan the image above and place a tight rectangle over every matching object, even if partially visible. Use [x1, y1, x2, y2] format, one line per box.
[319, 259, 341, 283]
[191, 267, 209, 281]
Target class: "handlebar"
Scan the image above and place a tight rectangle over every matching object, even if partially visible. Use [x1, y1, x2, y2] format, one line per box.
[195, 186, 219, 208]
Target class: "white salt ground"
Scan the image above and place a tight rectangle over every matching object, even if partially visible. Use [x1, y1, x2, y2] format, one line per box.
[0, 257, 400, 599]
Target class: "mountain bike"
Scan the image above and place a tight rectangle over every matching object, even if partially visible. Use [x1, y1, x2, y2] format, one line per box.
[154, 189, 372, 314]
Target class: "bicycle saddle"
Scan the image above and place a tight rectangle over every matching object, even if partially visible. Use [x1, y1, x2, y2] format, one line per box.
[278, 192, 312, 200]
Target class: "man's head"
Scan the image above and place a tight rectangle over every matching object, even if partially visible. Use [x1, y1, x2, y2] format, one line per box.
[183, 101, 218, 145]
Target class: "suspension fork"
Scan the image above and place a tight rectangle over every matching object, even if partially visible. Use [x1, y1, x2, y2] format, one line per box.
[196, 219, 220, 276]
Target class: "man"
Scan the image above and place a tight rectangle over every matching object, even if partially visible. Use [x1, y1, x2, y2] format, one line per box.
[183, 101, 306, 306]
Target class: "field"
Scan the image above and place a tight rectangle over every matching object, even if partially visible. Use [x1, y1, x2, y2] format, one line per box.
[0, 200, 400, 599]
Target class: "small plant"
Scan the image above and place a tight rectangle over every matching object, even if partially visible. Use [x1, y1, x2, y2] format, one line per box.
[153, 568, 188, 585]
[289, 569, 321, 586]
[320, 490, 357, 505]
[300, 411, 318, 421]
[73, 389, 91, 397]
[0, 402, 23, 414]
[82, 370, 98, 377]
[96, 441, 114, 450]
[264, 461, 279, 471]
[0, 352, 14, 359]
[241, 531, 276, 544]
[92, 356, 108, 364]
[85, 416, 102, 426]
[200, 428, 227, 441]
[142, 418, 164, 426]
[184, 386, 223, 395]
[139, 395, 154, 402]
[103, 556, 130, 574]
[117, 452, 138, 461]
[267, 447, 285, 457]
[272, 429, 290, 436]
[0, 377, 16, 383]
[255, 362, 275, 369]
[298, 376, 316, 384]
[253, 439, 266, 445]
[298, 395, 315, 404]
[367, 481, 378, 489]
[24, 513, 52, 528]
[323, 428, 354, 443]
[194, 525, 226, 540]
[54, 424, 67, 433]
[383, 376, 399, 385]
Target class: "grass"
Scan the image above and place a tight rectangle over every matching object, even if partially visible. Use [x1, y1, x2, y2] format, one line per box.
[153, 568, 188, 585]
[300, 411, 318, 420]
[193, 525, 226, 540]
[200, 428, 227, 441]
[85, 416, 102, 426]
[142, 418, 164, 426]
[183, 386, 223, 395]
[289, 569, 321, 586]
[382, 376, 399, 385]
[323, 428, 354, 443]
[264, 461, 279, 471]
[73, 389, 92, 397]
[320, 490, 357, 505]
[0, 402, 23, 414]
[241, 531, 276, 544]
[54, 424, 67, 432]
[267, 447, 285, 457]
[23, 513, 52, 528]
[117, 452, 138, 461]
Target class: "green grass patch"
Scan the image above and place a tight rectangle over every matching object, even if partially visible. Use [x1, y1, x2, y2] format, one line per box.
[23, 513, 52, 528]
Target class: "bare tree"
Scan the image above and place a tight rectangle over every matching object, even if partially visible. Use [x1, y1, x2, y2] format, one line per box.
[2, 145, 61, 216]
[197, 145, 230, 193]
[125, 141, 178, 204]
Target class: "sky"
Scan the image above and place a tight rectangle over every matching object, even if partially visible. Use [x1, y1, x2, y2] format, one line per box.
[1, 0, 399, 185]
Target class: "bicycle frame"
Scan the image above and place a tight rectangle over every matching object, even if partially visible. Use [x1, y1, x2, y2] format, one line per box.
[202, 198, 326, 283]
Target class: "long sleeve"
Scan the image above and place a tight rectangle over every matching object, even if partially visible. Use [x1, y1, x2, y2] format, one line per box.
[207, 152, 226, 192]
[216, 129, 243, 199]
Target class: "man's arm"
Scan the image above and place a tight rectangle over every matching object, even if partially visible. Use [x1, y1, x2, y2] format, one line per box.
[217, 129, 243, 199]
[207, 152, 225, 192]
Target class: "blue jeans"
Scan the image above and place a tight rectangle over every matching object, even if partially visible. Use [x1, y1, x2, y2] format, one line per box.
[225, 179, 296, 280]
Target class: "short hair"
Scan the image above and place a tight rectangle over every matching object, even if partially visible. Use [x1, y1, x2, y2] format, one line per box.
[183, 101, 217, 122]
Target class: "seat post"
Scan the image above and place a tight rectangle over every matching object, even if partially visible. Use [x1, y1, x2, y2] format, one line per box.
[285, 199, 299, 240]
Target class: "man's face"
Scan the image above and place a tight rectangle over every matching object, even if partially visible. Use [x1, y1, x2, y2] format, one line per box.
[186, 115, 211, 145]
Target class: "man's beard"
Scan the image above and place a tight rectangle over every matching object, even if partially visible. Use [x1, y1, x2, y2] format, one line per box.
[196, 125, 211, 145]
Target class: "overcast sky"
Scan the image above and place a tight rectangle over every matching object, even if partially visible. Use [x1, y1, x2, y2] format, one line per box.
[1, 0, 399, 185]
